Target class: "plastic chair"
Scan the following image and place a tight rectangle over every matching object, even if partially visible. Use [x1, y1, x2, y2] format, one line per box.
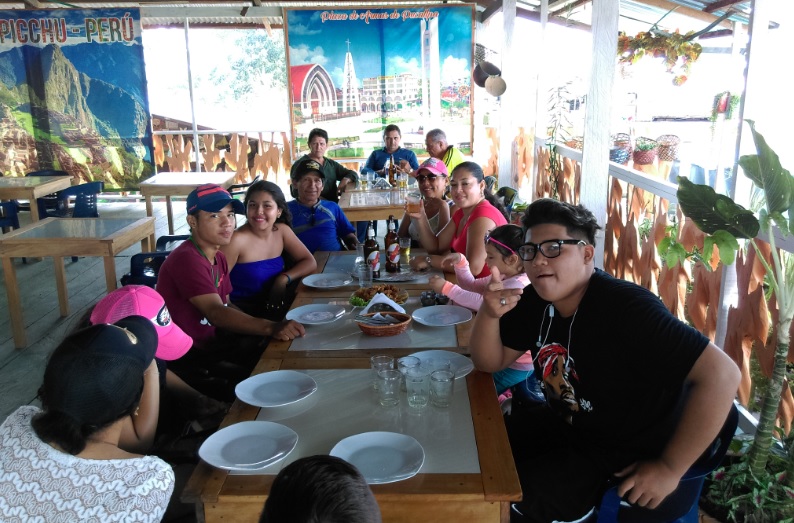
[228, 174, 262, 199]
[496, 187, 518, 213]
[155, 234, 189, 252]
[19, 170, 71, 213]
[594, 403, 739, 523]
[0, 201, 20, 232]
[120, 251, 172, 288]
[37, 181, 103, 219]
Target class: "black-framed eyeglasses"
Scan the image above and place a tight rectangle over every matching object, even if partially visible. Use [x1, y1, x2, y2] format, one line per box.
[518, 239, 587, 261]
[416, 174, 440, 183]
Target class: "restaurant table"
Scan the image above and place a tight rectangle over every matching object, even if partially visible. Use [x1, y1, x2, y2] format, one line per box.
[0, 175, 73, 222]
[299, 250, 452, 297]
[182, 357, 521, 522]
[338, 188, 407, 223]
[267, 294, 472, 361]
[138, 171, 236, 246]
[0, 217, 155, 348]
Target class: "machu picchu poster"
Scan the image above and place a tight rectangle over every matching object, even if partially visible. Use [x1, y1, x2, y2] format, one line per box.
[0, 9, 152, 189]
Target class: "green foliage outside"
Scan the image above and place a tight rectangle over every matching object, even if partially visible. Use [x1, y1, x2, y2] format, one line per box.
[677, 120, 794, 521]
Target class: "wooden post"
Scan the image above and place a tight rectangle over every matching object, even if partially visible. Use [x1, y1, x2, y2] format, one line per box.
[581, 0, 618, 269]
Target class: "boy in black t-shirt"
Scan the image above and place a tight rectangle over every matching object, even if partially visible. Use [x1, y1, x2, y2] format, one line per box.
[469, 198, 740, 523]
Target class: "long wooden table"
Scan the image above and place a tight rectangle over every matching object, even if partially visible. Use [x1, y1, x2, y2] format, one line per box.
[0, 175, 73, 222]
[182, 250, 521, 522]
[182, 358, 521, 523]
[139, 172, 236, 247]
[338, 188, 407, 222]
[0, 217, 154, 348]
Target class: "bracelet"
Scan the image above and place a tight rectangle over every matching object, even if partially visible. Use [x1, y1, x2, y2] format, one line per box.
[425, 255, 432, 266]
[282, 273, 291, 285]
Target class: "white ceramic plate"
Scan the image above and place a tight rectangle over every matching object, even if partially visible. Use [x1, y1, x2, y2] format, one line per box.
[235, 370, 318, 408]
[409, 349, 474, 379]
[198, 421, 298, 470]
[411, 305, 473, 327]
[286, 304, 346, 325]
[302, 272, 354, 289]
[330, 432, 424, 484]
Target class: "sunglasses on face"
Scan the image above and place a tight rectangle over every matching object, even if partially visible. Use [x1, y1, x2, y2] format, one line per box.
[518, 239, 587, 261]
[416, 174, 441, 183]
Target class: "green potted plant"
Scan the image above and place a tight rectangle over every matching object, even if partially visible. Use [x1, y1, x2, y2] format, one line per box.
[676, 120, 794, 521]
[633, 136, 658, 165]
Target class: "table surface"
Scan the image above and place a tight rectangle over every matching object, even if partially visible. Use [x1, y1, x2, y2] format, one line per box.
[229, 369, 479, 476]
[183, 357, 521, 523]
[138, 172, 236, 193]
[0, 176, 70, 189]
[0, 217, 154, 245]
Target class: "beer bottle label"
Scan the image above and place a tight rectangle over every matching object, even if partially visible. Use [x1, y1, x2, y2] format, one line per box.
[367, 251, 380, 272]
[387, 243, 400, 264]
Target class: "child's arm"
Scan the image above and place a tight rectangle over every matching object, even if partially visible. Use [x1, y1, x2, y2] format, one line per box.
[453, 254, 492, 294]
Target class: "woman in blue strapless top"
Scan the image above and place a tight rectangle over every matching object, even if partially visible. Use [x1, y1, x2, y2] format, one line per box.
[221, 181, 317, 318]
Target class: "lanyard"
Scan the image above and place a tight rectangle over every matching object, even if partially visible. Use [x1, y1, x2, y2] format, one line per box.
[189, 235, 220, 288]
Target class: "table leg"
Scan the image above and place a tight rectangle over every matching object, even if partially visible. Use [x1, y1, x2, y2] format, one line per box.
[2, 257, 27, 348]
[145, 195, 156, 251]
[103, 255, 119, 292]
[53, 256, 69, 317]
[29, 195, 41, 222]
[166, 195, 175, 235]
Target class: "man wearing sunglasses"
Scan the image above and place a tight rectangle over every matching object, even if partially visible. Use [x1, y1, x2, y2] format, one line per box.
[469, 198, 740, 523]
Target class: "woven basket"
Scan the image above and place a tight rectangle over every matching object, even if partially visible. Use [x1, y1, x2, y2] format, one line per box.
[613, 133, 631, 149]
[356, 312, 412, 337]
[657, 134, 680, 162]
[609, 147, 631, 165]
[633, 137, 658, 165]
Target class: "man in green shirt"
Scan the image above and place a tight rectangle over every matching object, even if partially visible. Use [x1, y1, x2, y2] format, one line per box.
[290, 128, 358, 203]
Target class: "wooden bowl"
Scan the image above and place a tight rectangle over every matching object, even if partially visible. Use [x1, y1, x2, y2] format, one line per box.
[355, 312, 412, 337]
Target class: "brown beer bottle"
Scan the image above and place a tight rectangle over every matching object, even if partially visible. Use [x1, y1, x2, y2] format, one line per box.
[363, 221, 381, 278]
[388, 154, 396, 186]
[385, 215, 399, 273]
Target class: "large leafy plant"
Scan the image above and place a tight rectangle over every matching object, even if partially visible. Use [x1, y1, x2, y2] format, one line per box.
[677, 120, 794, 519]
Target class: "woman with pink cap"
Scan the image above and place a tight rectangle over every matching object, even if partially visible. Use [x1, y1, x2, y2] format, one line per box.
[398, 157, 451, 243]
[90, 285, 227, 450]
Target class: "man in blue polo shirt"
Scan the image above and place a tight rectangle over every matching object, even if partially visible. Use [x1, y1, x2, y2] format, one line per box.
[288, 160, 357, 253]
[359, 124, 419, 240]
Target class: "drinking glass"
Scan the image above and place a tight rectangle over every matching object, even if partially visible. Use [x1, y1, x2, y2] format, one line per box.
[357, 264, 373, 288]
[370, 355, 394, 390]
[397, 356, 421, 392]
[398, 237, 411, 266]
[406, 192, 422, 214]
[430, 369, 455, 407]
[405, 367, 430, 409]
[377, 369, 402, 407]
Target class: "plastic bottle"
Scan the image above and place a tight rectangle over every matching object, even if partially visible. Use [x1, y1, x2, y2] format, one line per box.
[385, 216, 400, 273]
[363, 221, 381, 279]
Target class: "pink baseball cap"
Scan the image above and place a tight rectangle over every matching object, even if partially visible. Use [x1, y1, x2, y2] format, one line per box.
[414, 157, 449, 177]
[90, 285, 192, 361]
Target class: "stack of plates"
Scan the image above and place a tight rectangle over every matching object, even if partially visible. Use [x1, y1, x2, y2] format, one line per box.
[198, 421, 298, 471]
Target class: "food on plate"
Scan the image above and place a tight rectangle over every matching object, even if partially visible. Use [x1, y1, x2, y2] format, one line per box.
[350, 284, 409, 306]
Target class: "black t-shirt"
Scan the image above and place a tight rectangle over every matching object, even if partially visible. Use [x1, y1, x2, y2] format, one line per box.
[500, 269, 709, 455]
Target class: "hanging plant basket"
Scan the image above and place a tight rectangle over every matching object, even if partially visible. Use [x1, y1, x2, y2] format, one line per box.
[633, 137, 658, 165]
[657, 134, 680, 161]
[617, 30, 702, 86]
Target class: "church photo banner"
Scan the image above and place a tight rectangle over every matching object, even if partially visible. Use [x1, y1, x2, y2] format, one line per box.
[0, 9, 152, 188]
[285, 5, 474, 161]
